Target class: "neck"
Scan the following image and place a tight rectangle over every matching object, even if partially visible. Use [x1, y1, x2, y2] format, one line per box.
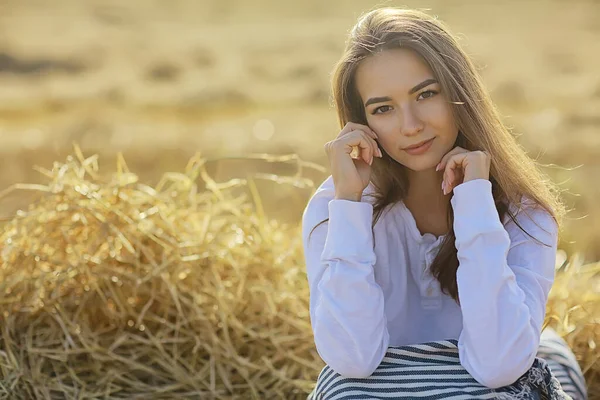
[405, 167, 448, 210]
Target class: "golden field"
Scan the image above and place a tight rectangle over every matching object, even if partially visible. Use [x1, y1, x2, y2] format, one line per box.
[0, 0, 598, 398]
[0, 0, 598, 255]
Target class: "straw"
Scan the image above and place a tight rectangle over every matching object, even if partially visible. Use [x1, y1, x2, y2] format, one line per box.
[0, 144, 597, 399]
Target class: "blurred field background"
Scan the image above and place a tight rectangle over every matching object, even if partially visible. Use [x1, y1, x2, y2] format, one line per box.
[0, 0, 598, 398]
[0, 0, 598, 258]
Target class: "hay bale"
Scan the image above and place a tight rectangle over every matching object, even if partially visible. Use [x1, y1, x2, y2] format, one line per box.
[545, 251, 600, 399]
[0, 145, 597, 399]
[0, 146, 322, 399]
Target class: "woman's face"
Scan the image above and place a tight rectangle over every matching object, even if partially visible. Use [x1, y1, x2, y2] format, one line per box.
[355, 48, 459, 172]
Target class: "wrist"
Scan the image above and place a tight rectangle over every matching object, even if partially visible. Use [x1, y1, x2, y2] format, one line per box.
[334, 192, 362, 202]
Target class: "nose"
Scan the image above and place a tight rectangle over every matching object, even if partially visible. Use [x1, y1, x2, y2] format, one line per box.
[399, 104, 424, 136]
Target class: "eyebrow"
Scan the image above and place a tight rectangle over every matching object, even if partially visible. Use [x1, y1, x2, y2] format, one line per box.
[364, 78, 438, 107]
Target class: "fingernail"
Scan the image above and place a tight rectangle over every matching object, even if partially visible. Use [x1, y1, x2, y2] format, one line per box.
[441, 181, 445, 193]
[369, 157, 373, 165]
[377, 148, 382, 157]
[435, 163, 440, 171]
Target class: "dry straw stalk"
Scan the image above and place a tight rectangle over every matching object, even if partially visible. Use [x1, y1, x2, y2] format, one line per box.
[0, 144, 597, 399]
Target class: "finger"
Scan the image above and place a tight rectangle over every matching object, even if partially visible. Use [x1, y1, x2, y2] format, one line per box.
[445, 168, 455, 195]
[356, 130, 380, 161]
[369, 133, 383, 158]
[436, 146, 467, 171]
[344, 122, 379, 140]
[364, 132, 381, 158]
[337, 123, 356, 140]
[442, 166, 452, 195]
[437, 146, 466, 171]
[443, 154, 467, 194]
[349, 122, 378, 140]
[443, 156, 460, 187]
[359, 130, 380, 162]
[449, 166, 463, 186]
[347, 130, 376, 165]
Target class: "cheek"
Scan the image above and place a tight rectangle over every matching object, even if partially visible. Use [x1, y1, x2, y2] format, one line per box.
[366, 116, 388, 137]
[368, 110, 403, 130]
[366, 114, 385, 131]
[422, 101, 454, 127]
[368, 121, 396, 150]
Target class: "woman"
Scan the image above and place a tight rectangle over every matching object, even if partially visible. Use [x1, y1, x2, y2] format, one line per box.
[302, 7, 587, 400]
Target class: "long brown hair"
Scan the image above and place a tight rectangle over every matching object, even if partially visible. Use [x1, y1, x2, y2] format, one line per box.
[308, 7, 566, 303]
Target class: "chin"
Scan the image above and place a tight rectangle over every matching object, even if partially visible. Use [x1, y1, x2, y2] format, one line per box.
[405, 164, 435, 172]
[396, 156, 438, 171]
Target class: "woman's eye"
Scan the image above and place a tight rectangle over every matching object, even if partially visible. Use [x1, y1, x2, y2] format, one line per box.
[418, 90, 438, 100]
[370, 91, 437, 114]
[372, 105, 392, 115]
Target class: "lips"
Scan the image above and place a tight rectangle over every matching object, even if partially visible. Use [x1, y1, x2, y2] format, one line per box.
[403, 138, 434, 150]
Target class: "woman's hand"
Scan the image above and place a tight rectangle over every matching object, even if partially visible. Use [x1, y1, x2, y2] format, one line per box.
[435, 147, 491, 195]
[324, 122, 383, 201]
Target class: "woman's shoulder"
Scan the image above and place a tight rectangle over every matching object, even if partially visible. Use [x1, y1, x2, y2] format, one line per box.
[504, 194, 552, 220]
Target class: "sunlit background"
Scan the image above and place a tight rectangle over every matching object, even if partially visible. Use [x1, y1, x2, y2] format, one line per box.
[0, 0, 598, 256]
[0, 1, 599, 398]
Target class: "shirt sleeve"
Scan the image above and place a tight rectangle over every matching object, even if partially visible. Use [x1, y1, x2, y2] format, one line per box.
[301, 178, 389, 379]
[450, 179, 558, 389]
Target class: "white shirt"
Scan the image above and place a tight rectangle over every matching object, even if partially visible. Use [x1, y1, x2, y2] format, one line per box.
[301, 176, 558, 388]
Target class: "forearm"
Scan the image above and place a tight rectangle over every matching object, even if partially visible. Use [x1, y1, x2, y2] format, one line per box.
[304, 198, 389, 378]
[451, 179, 556, 388]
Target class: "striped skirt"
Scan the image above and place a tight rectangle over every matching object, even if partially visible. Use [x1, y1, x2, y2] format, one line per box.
[307, 328, 587, 400]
